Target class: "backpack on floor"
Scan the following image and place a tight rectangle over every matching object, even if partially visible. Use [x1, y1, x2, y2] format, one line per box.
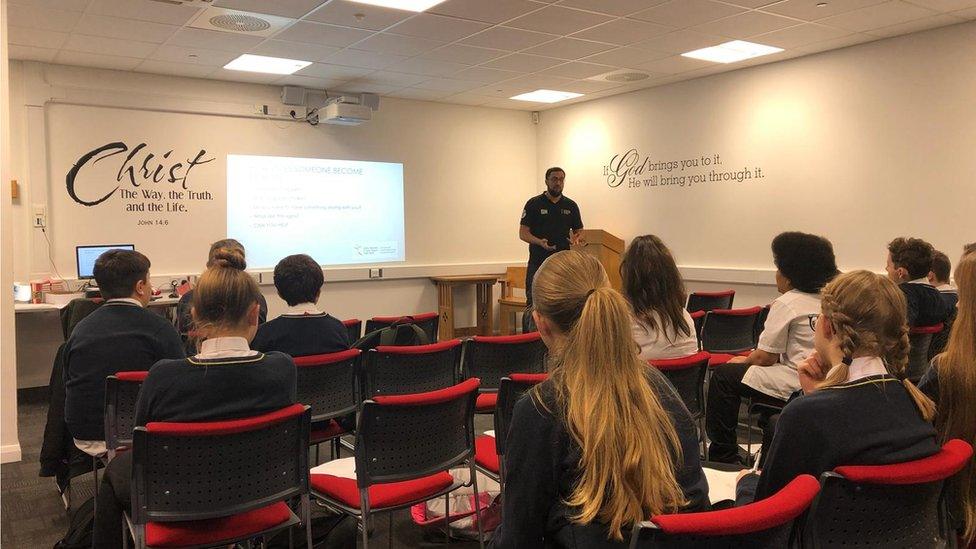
[353, 317, 430, 351]
[53, 496, 94, 549]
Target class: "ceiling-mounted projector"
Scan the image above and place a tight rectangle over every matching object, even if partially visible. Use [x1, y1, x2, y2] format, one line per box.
[323, 101, 371, 126]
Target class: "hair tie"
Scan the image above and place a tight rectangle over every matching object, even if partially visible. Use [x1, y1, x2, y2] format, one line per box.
[586, 288, 596, 298]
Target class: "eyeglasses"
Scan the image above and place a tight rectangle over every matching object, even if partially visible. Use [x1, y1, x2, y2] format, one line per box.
[808, 314, 819, 331]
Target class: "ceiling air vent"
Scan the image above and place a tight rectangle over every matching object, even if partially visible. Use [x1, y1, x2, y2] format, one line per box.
[589, 70, 652, 83]
[188, 7, 294, 37]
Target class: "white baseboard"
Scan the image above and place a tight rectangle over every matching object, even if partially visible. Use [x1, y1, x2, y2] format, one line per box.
[1, 443, 22, 464]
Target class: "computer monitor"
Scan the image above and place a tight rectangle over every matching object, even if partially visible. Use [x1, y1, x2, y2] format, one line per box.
[76, 244, 135, 280]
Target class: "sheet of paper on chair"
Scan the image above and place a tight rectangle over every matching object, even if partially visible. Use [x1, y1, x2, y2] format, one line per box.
[703, 467, 740, 504]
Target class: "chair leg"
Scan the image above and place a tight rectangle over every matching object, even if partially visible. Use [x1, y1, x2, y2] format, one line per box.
[303, 495, 313, 549]
[315, 443, 320, 466]
[470, 465, 485, 549]
[92, 456, 99, 515]
[360, 490, 371, 549]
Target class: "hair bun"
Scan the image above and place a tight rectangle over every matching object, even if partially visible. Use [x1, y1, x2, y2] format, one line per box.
[209, 248, 246, 271]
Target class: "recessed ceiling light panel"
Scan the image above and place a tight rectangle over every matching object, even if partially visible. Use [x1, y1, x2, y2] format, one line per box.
[349, 0, 449, 11]
[224, 54, 312, 75]
[681, 40, 783, 64]
[510, 89, 584, 103]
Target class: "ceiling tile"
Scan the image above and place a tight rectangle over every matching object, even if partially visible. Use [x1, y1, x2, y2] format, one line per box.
[720, 0, 781, 6]
[248, 39, 340, 62]
[87, 0, 201, 26]
[441, 92, 495, 106]
[580, 45, 670, 66]
[7, 45, 59, 63]
[451, 66, 523, 82]
[274, 21, 374, 47]
[460, 26, 558, 50]
[210, 68, 284, 84]
[482, 53, 564, 71]
[760, 0, 889, 21]
[54, 50, 144, 70]
[635, 29, 727, 52]
[867, 12, 964, 35]
[636, 54, 715, 73]
[558, 79, 627, 93]
[75, 14, 180, 43]
[905, 0, 976, 11]
[63, 34, 160, 58]
[429, 0, 543, 24]
[751, 23, 852, 48]
[150, 45, 239, 66]
[7, 26, 68, 49]
[420, 45, 508, 64]
[386, 13, 490, 41]
[556, 0, 670, 17]
[213, 0, 326, 18]
[571, 18, 674, 45]
[522, 37, 616, 59]
[339, 82, 400, 94]
[7, 0, 89, 11]
[502, 73, 578, 89]
[631, 0, 746, 28]
[539, 61, 616, 78]
[485, 97, 546, 110]
[388, 88, 455, 100]
[305, 0, 414, 30]
[691, 10, 799, 37]
[324, 48, 411, 69]
[8, 4, 82, 32]
[134, 59, 218, 78]
[950, 6, 976, 17]
[351, 70, 428, 87]
[411, 77, 484, 92]
[273, 74, 348, 88]
[166, 28, 265, 52]
[353, 32, 444, 55]
[296, 62, 373, 79]
[795, 33, 879, 52]
[506, 5, 613, 34]
[819, 1, 939, 31]
[390, 57, 470, 76]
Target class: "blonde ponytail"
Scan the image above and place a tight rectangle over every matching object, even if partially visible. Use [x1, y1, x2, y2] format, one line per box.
[532, 251, 686, 540]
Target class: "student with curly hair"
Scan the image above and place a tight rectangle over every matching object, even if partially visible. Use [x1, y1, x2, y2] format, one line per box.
[736, 270, 938, 503]
[886, 237, 949, 327]
[706, 231, 838, 463]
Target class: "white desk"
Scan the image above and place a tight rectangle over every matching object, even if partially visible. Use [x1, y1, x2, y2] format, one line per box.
[14, 296, 180, 314]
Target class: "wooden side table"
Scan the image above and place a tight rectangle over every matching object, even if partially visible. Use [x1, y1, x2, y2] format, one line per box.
[430, 275, 499, 340]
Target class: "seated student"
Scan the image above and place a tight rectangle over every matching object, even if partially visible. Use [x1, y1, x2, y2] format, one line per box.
[919, 250, 976, 546]
[176, 238, 268, 343]
[621, 235, 699, 360]
[886, 237, 949, 327]
[63, 250, 184, 456]
[706, 232, 838, 464]
[251, 253, 349, 355]
[493, 251, 708, 548]
[737, 270, 938, 504]
[92, 248, 296, 548]
[928, 250, 958, 357]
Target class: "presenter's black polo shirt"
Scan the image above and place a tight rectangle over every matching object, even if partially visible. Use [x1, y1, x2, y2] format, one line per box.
[520, 193, 583, 266]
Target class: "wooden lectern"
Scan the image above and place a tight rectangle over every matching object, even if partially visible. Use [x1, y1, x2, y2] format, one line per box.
[573, 229, 625, 290]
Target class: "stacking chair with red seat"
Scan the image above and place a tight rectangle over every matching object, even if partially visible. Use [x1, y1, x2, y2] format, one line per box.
[700, 307, 763, 367]
[461, 332, 547, 414]
[907, 323, 944, 383]
[631, 474, 819, 548]
[687, 290, 735, 314]
[341, 318, 362, 344]
[800, 439, 973, 548]
[104, 371, 149, 460]
[474, 373, 548, 490]
[365, 312, 440, 343]
[690, 310, 707, 349]
[649, 352, 710, 456]
[309, 378, 485, 549]
[753, 304, 772, 347]
[125, 404, 313, 549]
[362, 339, 462, 399]
[293, 349, 361, 464]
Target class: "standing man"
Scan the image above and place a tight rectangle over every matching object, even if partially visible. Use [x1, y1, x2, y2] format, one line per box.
[519, 167, 584, 310]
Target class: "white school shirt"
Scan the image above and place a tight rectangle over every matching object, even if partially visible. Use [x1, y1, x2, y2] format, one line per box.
[742, 290, 822, 401]
[195, 336, 259, 360]
[282, 302, 324, 316]
[829, 356, 888, 382]
[632, 309, 700, 360]
[935, 283, 958, 294]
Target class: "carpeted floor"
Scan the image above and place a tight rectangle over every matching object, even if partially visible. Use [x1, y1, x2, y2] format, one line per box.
[0, 388, 487, 549]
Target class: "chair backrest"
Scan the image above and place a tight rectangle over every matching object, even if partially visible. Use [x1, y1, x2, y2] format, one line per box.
[802, 439, 973, 548]
[503, 266, 527, 297]
[366, 312, 439, 343]
[104, 371, 149, 451]
[60, 298, 103, 340]
[356, 378, 479, 487]
[461, 332, 547, 391]
[687, 290, 735, 314]
[649, 352, 710, 419]
[293, 349, 361, 423]
[700, 307, 762, 354]
[362, 339, 461, 399]
[341, 318, 362, 344]
[754, 304, 772, 347]
[494, 373, 548, 458]
[131, 404, 310, 525]
[690, 310, 706, 349]
[631, 474, 819, 548]
[907, 323, 943, 382]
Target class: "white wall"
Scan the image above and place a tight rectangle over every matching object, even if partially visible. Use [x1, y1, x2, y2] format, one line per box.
[537, 21, 976, 308]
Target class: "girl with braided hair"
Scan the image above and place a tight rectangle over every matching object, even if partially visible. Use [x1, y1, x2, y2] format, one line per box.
[736, 270, 938, 504]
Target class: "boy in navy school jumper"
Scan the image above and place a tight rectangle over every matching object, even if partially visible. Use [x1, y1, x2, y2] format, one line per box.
[886, 237, 949, 327]
[251, 253, 350, 356]
[92, 249, 296, 549]
[927, 250, 958, 357]
[63, 250, 184, 454]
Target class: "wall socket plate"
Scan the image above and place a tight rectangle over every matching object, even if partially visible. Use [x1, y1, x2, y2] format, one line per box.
[32, 204, 46, 228]
[369, 268, 383, 279]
